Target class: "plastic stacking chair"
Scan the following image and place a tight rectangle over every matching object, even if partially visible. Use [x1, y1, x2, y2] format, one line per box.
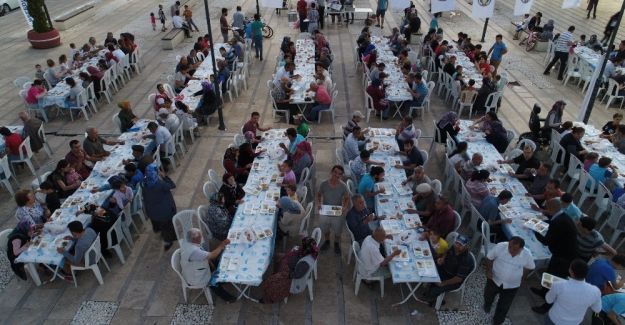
[171, 249, 213, 304]
[434, 253, 476, 310]
[352, 241, 388, 297]
[106, 217, 131, 264]
[70, 235, 110, 287]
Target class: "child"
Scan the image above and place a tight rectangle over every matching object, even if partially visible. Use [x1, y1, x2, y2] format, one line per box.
[65, 167, 82, 187]
[37, 181, 61, 213]
[150, 12, 156, 31]
[158, 5, 167, 32]
[583, 152, 599, 171]
[278, 159, 296, 186]
[34, 64, 48, 89]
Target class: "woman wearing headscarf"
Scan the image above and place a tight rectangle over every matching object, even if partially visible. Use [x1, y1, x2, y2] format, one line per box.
[436, 111, 460, 144]
[259, 236, 319, 303]
[193, 80, 221, 125]
[142, 163, 177, 250]
[366, 78, 389, 119]
[223, 147, 250, 184]
[203, 192, 233, 241]
[290, 141, 313, 182]
[7, 221, 33, 280]
[540, 19, 554, 41]
[219, 173, 245, 216]
[117, 100, 138, 133]
[278, 185, 305, 238]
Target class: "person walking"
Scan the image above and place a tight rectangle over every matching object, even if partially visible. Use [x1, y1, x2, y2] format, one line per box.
[487, 34, 508, 76]
[307, 3, 320, 33]
[375, 0, 388, 29]
[297, 0, 308, 33]
[544, 26, 575, 81]
[220, 8, 230, 43]
[251, 14, 264, 61]
[150, 13, 157, 31]
[484, 237, 535, 325]
[183, 5, 200, 32]
[158, 4, 167, 32]
[317, 0, 326, 29]
[232, 6, 245, 38]
[602, 13, 619, 45]
[587, 0, 599, 19]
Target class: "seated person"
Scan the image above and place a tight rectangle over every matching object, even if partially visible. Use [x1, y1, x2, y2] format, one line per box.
[7, 221, 34, 280]
[422, 234, 474, 304]
[66, 139, 95, 179]
[577, 217, 617, 262]
[346, 194, 376, 244]
[426, 197, 457, 237]
[37, 181, 61, 213]
[180, 228, 235, 302]
[359, 228, 401, 278]
[305, 81, 333, 122]
[85, 202, 120, 255]
[529, 179, 563, 210]
[366, 79, 389, 119]
[597, 293, 625, 325]
[402, 165, 432, 192]
[350, 150, 385, 184]
[527, 163, 551, 197]
[586, 255, 625, 293]
[358, 166, 385, 211]
[478, 191, 513, 242]
[343, 126, 369, 162]
[219, 173, 245, 216]
[395, 139, 424, 177]
[116, 100, 139, 132]
[203, 192, 233, 241]
[278, 159, 297, 187]
[410, 183, 437, 223]
[279, 128, 305, 155]
[395, 116, 418, 149]
[83, 127, 124, 160]
[342, 111, 365, 139]
[277, 185, 305, 237]
[466, 170, 491, 207]
[460, 153, 483, 180]
[421, 229, 449, 257]
[14, 189, 50, 226]
[498, 145, 540, 179]
[560, 193, 582, 220]
[157, 108, 181, 135]
[0, 127, 23, 162]
[242, 111, 271, 139]
[588, 156, 617, 185]
[57, 221, 97, 279]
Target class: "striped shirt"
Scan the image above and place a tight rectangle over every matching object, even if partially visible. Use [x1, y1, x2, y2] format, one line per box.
[555, 31, 573, 53]
[577, 230, 605, 260]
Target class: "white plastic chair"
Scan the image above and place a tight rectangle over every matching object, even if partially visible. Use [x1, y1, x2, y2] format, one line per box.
[599, 202, 625, 247]
[171, 248, 213, 304]
[318, 90, 338, 124]
[233, 134, 245, 146]
[0, 156, 17, 195]
[106, 216, 131, 264]
[299, 202, 313, 237]
[13, 77, 31, 90]
[70, 235, 110, 287]
[207, 169, 222, 189]
[577, 170, 598, 209]
[311, 227, 322, 279]
[269, 89, 289, 123]
[564, 155, 583, 193]
[37, 124, 53, 158]
[452, 210, 462, 233]
[112, 113, 122, 133]
[173, 209, 207, 245]
[9, 136, 39, 182]
[345, 224, 356, 265]
[456, 90, 478, 118]
[431, 179, 442, 196]
[549, 141, 566, 178]
[298, 167, 311, 189]
[364, 92, 376, 123]
[297, 186, 308, 205]
[352, 241, 387, 297]
[19, 89, 49, 123]
[434, 252, 476, 310]
[160, 139, 177, 171]
[562, 55, 581, 87]
[592, 184, 613, 222]
[66, 90, 90, 121]
[484, 92, 501, 113]
[130, 185, 148, 226]
[605, 78, 625, 109]
[0, 228, 13, 252]
[419, 149, 429, 166]
[174, 124, 187, 156]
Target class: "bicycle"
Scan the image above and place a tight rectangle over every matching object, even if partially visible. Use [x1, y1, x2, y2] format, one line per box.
[243, 17, 274, 39]
[519, 31, 539, 52]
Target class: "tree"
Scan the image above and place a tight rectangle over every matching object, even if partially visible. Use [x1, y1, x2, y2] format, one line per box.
[27, 0, 52, 33]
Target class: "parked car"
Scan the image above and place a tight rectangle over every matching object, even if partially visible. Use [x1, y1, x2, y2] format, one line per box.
[0, 0, 19, 16]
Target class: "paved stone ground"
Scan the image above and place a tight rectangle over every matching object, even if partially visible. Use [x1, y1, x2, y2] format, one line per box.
[0, 0, 622, 324]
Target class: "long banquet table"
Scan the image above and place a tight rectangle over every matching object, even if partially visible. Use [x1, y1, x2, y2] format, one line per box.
[457, 120, 552, 263]
[15, 119, 154, 285]
[366, 128, 441, 305]
[370, 37, 413, 107]
[288, 38, 318, 110]
[575, 122, 625, 187]
[212, 129, 287, 301]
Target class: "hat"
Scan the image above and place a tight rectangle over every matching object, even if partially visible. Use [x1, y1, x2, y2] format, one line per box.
[156, 98, 165, 105]
[416, 183, 432, 194]
[117, 100, 131, 110]
[158, 108, 169, 116]
[131, 145, 144, 153]
[455, 234, 469, 246]
[352, 111, 365, 118]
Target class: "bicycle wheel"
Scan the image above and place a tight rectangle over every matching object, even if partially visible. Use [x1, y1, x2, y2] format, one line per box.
[263, 25, 273, 38]
[526, 40, 536, 52]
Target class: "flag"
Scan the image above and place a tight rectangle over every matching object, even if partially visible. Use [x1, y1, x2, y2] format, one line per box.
[577, 54, 605, 121]
[431, 0, 455, 14]
[561, 0, 582, 9]
[18, 0, 33, 28]
[390, 0, 412, 10]
[472, 0, 495, 18]
[261, 0, 283, 8]
[513, 0, 534, 16]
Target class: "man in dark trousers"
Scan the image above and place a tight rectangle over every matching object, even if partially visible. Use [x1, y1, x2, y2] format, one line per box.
[530, 199, 578, 314]
[543, 26, 575, 81]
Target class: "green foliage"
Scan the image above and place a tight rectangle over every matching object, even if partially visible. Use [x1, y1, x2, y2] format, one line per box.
[27, 0, 52, 33]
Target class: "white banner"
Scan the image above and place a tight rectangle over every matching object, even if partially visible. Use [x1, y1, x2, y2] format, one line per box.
[261, 0, 283, 8]
[431, 0, 455, 14]
[577, 54, 605, 121]
[472, 0, 495, 18]
[513, 0, 534, 16]
[561, 0, 581, 9]
[18, 0, 33, 28]
[390, 0, 411, 10]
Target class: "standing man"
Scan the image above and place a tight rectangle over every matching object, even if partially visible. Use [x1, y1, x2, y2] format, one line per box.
[375, 0, 388, 29]
[297, 0, 308, 33]
[317, 0, 326, 29]
[484, 237, 535, 325]
[587, 0, 598, 19]
[544, 259, 602, 325]
[182, 5, 200, 32]
[170, 1, 180, 18]
[487, 34, 508, 76]
[251, 14, 264, 61]
[232, 6, 245, 38]
[158, 4, 168, 32]
[220, 8, 230, 43]
[544, 26, 575, 81]
[316, 165, 351, 254]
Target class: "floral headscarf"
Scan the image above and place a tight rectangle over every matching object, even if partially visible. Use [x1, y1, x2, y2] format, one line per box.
[300, 236, 319, 259]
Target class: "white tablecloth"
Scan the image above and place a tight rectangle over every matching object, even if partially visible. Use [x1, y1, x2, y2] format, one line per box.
[289, 39, 317, 104]
[370, 37, 412, 102]
[457, 121, 552, 261]
[40, 53, 104, 108]
[214, 129, 288, 286]
[576, 122, 625, 187]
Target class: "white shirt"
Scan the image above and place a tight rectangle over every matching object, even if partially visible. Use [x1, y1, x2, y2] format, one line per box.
[172, 15, 185, 28]
[546, 278, 602, 325]
[154, 125, 175, 153]
[555, 31, 573, 53]
[343, 133, 360, 161]
[487, 242, 535, 289]
[359, 235, 384, 277]
[163, 114, 180, 135]
[112, 49, 125, 61]
[273, 66, 290, 87]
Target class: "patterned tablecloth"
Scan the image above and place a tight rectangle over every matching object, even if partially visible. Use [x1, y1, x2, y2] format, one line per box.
[452, 50, 484, 88]
[370, 37, 413, 102]
[189, 43, 229, 80]
[40, 53, 105, 108]
[365, 128, 441, 284]
[576, 122, 625, 187]
[289, 39, 317, 105]
[457, 120, 552, 261]
[213, 129, 287, 286]
[15, 120, 154, 266]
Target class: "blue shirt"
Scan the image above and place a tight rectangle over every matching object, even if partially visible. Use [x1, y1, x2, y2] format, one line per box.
[358, 174, 376, 210]
[490, 42, 507, 61]
[478, 195, 499, 222]
[289, 134, 305, 154]
[377, 0, 388, 10]
[589, 164, 612, 185]
[412, 81, 428, 106]
[561, 203, 582, 221]
[602, 293, 625, 314]
[586, 258, 616, 290]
